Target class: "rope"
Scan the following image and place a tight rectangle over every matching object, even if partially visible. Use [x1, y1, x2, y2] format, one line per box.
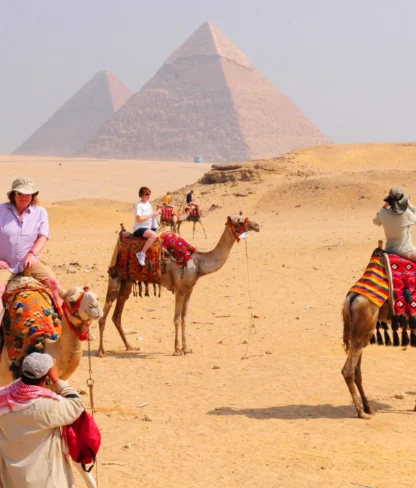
[243, 235, 256, 359]
[86, 330, 99, 487]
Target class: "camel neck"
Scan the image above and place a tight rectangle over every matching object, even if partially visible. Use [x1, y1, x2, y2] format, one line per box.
[196, 226, 237, 277]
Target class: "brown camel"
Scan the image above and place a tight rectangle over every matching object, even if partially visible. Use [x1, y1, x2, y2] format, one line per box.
[341, 243, 416, 419]
[98, 215, 260, 356]
[0, 277, 103, 386]
[177, 204, 218, 239]
[157, 205, 178, 234]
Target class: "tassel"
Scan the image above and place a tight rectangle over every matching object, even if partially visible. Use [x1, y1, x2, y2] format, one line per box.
[376, 328, 384, 345]
[409, 316, 416, 330]
[392, 315, 399, 331]
[138, 282, 143, 298]
[384, 329, 392, 346]
[393, 330, 400, 346]
[411, 330, 416, 347]
[399, 315, 408, 328]
[370, 335, 376, 345]
[145, 282, 149, 297]
[402, 328, 410, 347]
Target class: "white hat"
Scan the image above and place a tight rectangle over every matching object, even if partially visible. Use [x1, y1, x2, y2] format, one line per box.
[21, 353, 53, 379]
[7, 177, 38, 197]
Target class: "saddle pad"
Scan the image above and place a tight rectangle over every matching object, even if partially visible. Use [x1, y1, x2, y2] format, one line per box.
[2, 277, 62, 373]
[386, 254, 416, 316]
[161, 206, 175, 222]
[185, 204, 199, 218]
[349, 248, 389, 307]
[160, 232, 196, 267]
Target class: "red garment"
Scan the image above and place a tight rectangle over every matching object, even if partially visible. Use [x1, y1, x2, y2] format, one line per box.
[0, 379, 60, 415]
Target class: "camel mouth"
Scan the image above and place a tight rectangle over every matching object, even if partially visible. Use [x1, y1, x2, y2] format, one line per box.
[249, 221, 260, 232]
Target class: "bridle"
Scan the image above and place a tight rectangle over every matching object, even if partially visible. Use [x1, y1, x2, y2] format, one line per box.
[61, 287, 91, 341]
[227, 217, 249, 242]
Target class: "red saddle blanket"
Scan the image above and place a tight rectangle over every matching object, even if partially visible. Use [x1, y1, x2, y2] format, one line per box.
[387, 254, 416, 316]
[160, 206, 176, 222]
[109, 231, 196, 282]
[1, 277, 62, 377]
[185, 204, 199, 218]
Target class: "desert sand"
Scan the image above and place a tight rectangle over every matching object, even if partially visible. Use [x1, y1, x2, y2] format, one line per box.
[2, 145, 416, 487]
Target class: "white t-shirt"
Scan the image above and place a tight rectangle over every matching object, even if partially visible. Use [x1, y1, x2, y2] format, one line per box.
[133, 200, 153, 232]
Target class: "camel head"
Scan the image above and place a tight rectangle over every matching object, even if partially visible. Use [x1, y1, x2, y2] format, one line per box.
[61, 285, 103, 325]
[227, 215, 260, 240]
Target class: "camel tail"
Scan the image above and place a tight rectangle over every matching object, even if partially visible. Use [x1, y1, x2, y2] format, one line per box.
[342, 293, 358, 352]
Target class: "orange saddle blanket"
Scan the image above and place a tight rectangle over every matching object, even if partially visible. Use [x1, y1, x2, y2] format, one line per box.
[1, 277, 62, 378]
[108, 231, 196, 282]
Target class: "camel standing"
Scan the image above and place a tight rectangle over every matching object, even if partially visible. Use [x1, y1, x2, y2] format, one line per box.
[157, 206, 178, 234]
[177, 204, 218, 239]
[98, 215, 259, 356]
[0, 280, 103, 386]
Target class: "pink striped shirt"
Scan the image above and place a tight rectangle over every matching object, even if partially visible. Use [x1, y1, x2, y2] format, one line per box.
[0, 203, 49, 273]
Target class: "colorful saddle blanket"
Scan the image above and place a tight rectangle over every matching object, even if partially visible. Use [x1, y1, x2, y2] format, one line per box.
[109, 231, 196, 282]
[160, 206, 176, 222]
[1, 277, 62, 376]
[185, 204, 199, 218]
[349, 248, 389, 307]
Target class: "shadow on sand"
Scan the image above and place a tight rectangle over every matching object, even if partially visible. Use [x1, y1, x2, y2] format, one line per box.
[207, 401, 392, 420]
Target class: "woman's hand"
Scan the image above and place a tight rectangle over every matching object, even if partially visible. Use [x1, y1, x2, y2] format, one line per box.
[0, 261, 10, 270]
[24, 252, 37, 269]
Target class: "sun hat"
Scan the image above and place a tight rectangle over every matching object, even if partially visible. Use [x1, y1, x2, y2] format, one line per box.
[7, 177, 38, 197]
[21, 353, 53, 379]
[383, 188, 410, 215]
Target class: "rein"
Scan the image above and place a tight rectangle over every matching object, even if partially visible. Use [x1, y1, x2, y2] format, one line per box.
[61, 292, 90, 341]
[227, 217, 249, 242]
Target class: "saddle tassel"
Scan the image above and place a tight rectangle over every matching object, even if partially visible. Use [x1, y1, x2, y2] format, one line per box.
[381, 322, 392, 346]
[391, 315, 400, 346]
[376, 322, 384, 345]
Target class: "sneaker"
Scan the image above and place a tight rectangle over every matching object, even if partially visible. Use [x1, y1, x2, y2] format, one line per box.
[136, 251, 146, 266]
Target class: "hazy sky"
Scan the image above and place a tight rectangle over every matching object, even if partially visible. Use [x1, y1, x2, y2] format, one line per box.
[2, 0, 416, 154]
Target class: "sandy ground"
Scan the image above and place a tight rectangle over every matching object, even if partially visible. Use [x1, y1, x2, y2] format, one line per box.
[2, 145, 416, 487]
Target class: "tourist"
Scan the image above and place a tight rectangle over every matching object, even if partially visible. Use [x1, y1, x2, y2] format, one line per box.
[163, 191, 172, 205]
[373, 187, 416, 260]
[133, 186, 160, 266]
[186, 189, 193, 204]
[0, 178, 62, 315]
[0, 353, 84, 487]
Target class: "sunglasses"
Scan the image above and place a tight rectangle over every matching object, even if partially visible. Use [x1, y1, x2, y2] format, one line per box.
[14, 191, 31, 197]
[144, 193, 151, 196]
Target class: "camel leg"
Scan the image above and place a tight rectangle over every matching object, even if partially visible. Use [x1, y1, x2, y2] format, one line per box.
[180, 293, 193, 354]
[354, 354, 376, 415]
[173, 292, 185, 356]
[98, 277, 121, 357]
[199, 219, 207, 239]
[192, 222, 196, 239]
[341, 346, 371, 419]
[111, 280, 137, 352]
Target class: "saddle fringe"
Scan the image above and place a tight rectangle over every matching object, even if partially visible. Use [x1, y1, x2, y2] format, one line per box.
[372, 318, 416, 347]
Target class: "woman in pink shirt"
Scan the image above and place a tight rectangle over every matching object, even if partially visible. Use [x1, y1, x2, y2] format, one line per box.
[0, 178, 61, 314]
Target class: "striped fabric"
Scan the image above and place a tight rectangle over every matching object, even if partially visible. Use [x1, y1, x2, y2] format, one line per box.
[349, 249, 389, 307]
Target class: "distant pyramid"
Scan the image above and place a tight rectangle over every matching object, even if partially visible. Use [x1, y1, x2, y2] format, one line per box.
[14, 71, 132, 157]
[80, 22, 330, 162]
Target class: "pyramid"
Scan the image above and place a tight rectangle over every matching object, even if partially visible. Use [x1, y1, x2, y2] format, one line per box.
[14, 71, 132, 157]
[80, 22, 330, 162]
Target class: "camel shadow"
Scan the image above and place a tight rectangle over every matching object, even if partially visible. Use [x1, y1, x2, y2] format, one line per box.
[207, 401, 392, 420]
[82, 349, 152, 360]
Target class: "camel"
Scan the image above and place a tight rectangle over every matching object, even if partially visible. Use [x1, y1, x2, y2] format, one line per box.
[0, 278, 103, 386]
[98, 214, 260, 356]
[177, 204, 218, 239]
[341, 244, 416, 419]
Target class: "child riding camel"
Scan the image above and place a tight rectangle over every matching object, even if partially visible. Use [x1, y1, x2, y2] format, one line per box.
[133, 187, 160, 266]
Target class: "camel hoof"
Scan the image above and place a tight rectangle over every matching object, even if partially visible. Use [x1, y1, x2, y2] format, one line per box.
[183, 348, 193, 355]
[173, 350, 183, 356]
[126, 345, 142, 352]
[97, 350, 106, 358]
[358, 411, 373, 420]
[364, 406, 377, 415]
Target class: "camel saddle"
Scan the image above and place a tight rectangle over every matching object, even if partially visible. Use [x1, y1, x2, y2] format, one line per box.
[184, 204, 200, 218]
[108, 230, 196, 282]
[349, 248, 416, 346]
[160, 206, 177, 222]
[0, 276, 62, 377]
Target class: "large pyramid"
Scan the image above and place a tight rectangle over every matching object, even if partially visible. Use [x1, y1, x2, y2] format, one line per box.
[80, 22, 330, 162]
[14, 71, 132, 157]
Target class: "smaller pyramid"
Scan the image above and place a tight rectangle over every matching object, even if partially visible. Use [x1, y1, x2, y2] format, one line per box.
[14, 71, 132, 157]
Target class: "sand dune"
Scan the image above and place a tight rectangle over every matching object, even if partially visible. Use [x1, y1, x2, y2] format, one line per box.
[2, 144, 416, 487]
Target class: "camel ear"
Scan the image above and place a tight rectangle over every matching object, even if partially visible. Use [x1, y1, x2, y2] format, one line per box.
[227, 216, 232, 222]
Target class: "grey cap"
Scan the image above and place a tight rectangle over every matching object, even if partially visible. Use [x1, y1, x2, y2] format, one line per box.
[21, 353, 53, 379]
[7, 177, 38, 197]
